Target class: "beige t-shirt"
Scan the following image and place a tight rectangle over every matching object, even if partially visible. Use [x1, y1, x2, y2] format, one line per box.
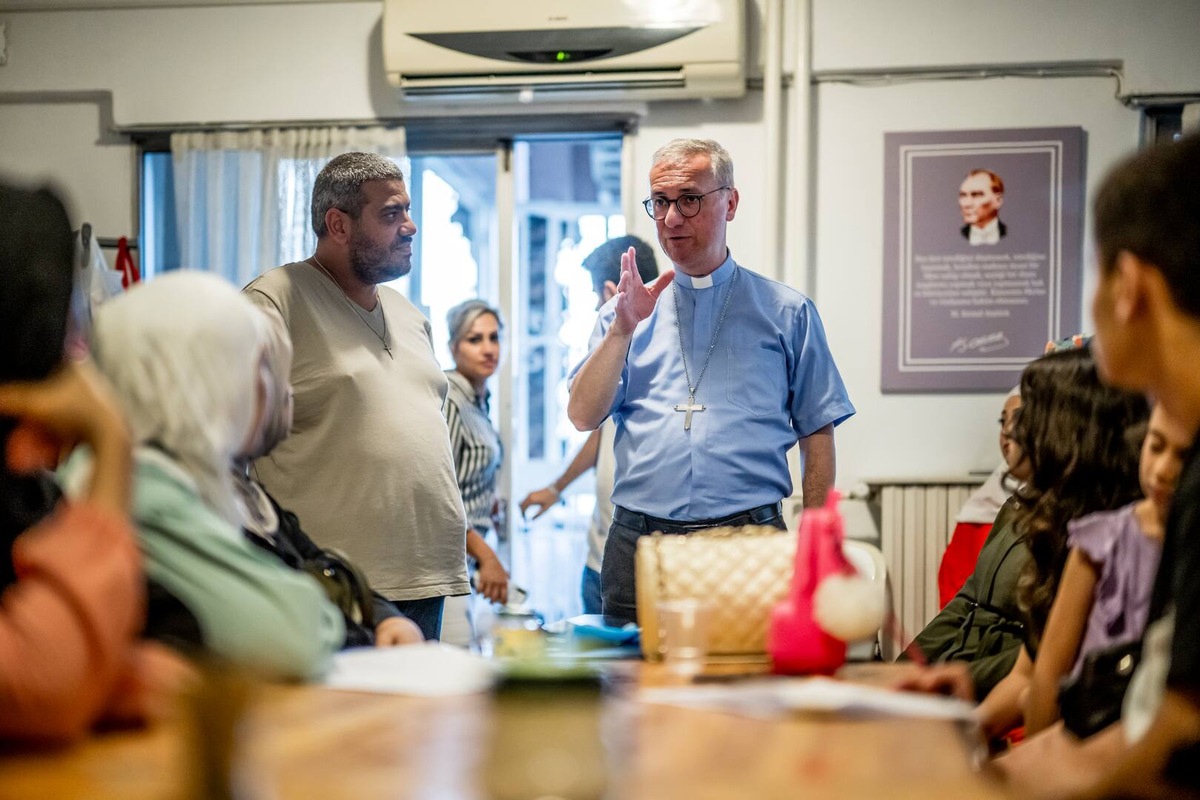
[245, 262, 469, 600]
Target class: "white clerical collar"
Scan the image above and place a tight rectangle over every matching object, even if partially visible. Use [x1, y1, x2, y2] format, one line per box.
[673, 253, 736, 290]
[969, 218, 1001, 246]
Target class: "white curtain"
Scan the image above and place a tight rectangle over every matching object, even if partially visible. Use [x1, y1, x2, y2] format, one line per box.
[171, 126, 407, 288]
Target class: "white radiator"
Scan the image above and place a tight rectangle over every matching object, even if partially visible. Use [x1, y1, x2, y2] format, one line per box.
[873, 481, 981, 661]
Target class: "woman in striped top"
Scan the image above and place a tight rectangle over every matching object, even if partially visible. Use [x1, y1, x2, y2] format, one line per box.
[444, 300, 510, 605]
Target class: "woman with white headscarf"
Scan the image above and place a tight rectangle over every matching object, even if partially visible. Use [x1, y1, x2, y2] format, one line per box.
[233, 306, 423, 648]
[63, 271, 343, 680]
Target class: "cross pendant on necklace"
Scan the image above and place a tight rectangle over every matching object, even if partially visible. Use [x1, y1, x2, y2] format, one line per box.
[674, 394, 705, 431]
[383, 344, 394, 360]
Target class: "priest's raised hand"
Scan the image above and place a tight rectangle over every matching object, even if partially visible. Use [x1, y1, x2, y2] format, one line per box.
[610, 246, 675, 336]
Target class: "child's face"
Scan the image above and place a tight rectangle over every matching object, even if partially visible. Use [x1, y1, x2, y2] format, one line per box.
[1140, 405, 1193, 521]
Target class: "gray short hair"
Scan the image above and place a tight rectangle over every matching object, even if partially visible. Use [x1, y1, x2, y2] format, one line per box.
[311, 152, 405, 238]
[447, 299, 503, 347]
[650, 138, 735, 188]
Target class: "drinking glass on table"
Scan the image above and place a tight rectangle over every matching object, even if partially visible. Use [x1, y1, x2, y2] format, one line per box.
[657, 598, 713, 677]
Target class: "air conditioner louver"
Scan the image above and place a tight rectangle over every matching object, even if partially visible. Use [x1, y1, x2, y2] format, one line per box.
[382, 0, 745, 103]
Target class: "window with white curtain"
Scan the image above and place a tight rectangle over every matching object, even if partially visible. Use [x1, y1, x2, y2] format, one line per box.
[142, 126, 406, 286]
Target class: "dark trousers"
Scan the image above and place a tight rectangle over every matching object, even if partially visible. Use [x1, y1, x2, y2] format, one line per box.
[391, 596, 446, 641]
[599, 503, 786, 626]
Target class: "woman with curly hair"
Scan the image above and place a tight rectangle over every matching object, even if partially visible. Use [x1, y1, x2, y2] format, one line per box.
[1009, 346, 1149, 649]
[977, 345, 1148, 741]
[899, 345, 1148, 744]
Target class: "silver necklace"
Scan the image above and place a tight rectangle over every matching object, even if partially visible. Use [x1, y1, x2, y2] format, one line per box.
[310, 257, 393, 359]
[671, 267, 739, 431]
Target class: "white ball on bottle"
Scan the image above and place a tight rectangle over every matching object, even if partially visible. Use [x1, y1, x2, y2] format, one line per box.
[813, 573, 887, 641]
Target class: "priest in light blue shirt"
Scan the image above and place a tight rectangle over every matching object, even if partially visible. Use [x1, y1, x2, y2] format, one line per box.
[568, 138, 855, 624]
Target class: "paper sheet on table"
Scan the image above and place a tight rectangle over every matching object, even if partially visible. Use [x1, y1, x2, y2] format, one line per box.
[639, 677, 976, 722]
[323, 643, 496, 696]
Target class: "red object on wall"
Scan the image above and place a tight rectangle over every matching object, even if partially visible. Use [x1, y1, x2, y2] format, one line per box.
[115, 237, 140, 288]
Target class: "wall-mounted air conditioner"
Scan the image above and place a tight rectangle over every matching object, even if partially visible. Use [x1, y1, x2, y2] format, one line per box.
[382, 0, 746, 103]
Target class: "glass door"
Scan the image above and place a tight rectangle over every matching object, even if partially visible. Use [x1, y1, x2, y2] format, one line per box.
[404, 134, 626, 624]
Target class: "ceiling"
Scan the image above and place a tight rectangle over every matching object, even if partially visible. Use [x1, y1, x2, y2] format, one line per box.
[0, 0, 365, 10]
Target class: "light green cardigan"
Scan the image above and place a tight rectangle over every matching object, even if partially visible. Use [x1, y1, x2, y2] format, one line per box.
[64, 449, 344, 680]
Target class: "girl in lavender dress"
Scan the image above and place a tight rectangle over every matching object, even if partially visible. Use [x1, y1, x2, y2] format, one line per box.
[1024, 404, 1193, 736]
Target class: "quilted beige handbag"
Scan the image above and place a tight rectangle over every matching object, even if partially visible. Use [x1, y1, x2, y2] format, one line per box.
[636, 526, 797, 662]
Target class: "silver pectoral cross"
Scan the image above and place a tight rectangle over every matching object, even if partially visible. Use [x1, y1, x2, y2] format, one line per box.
[674, 395, 705, 431]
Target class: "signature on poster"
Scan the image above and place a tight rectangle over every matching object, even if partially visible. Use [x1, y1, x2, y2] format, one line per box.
[949, 331, 1010, 354]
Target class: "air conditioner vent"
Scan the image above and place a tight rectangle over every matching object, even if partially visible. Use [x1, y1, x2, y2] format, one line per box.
[383, 0, 745, 103]
[411, 27, 700, 64]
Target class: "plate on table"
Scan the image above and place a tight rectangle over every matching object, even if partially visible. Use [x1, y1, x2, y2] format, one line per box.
[566, 614, 640, 645]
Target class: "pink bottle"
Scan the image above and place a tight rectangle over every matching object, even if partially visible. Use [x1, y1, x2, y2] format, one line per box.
[768, 490, 851, 675]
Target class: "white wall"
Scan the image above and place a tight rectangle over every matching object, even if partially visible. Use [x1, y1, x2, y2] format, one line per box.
[0, 2, 387, 239]
[812, 0, 1200, 97]
[814, 77, 1139, 487]
[1, 0, 1197, 493]
[0, 4, 388, 123]
[0, 99, 134, 234]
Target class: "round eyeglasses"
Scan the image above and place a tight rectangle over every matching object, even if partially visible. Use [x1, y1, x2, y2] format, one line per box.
[642, 186, 730, 220]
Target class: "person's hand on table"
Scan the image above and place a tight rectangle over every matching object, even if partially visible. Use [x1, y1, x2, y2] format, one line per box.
[996, 721, 1125, 800]
[893, 661, 976, 701]
[375, 616, 425, 647]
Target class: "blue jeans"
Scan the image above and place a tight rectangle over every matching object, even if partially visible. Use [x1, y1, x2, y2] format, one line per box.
[581, 566, 603, 616]
[391, 596, 446, 641]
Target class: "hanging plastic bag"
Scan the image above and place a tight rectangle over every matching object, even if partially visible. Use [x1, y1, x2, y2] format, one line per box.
[68, 226, 124, 353]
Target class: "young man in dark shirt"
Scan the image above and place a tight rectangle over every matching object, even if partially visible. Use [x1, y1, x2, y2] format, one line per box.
[1076, 131, 1200, 798]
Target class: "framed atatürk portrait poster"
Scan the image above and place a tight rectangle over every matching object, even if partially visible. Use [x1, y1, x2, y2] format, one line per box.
[881, 126, 1084, 392]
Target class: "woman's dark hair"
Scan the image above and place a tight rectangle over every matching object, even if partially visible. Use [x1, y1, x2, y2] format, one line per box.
[1011, 346, 1149, 640]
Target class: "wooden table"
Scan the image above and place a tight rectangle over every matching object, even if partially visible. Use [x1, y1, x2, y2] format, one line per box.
[0, 661, 1008, 799]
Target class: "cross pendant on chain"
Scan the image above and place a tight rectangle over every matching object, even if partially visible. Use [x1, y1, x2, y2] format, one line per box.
[384, 344, 394, 360]
[674, 394, 705, 431]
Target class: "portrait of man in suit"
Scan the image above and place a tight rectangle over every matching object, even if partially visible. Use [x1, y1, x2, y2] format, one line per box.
[958, 169, 1007, 245]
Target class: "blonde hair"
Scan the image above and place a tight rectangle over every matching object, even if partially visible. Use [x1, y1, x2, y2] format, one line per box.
[446, 299, 502, 348]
